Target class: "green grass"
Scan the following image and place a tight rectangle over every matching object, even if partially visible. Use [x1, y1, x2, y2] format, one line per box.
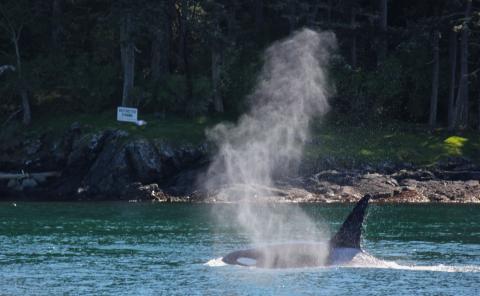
[5, 111, 480, 166]
[305, 122, 480, 166]
[12, 111, 226, 144]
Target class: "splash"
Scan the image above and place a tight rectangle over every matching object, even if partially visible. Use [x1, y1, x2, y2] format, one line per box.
[205, 257, 227, 267]
[342, 252, 480, 273]
[203, 29, 336, 259]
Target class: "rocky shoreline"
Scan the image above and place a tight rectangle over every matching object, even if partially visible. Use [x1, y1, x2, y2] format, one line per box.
[1, 123, 479, 203]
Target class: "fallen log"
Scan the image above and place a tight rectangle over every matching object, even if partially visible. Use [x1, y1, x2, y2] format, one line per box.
[0, 171, 61, 181]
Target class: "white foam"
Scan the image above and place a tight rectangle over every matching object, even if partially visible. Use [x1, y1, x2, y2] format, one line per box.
[204, 257, 227, 267]
[343, 252, 480, 273]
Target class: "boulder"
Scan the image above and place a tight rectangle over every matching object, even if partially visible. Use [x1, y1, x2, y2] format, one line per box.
[81, 131, 131, 197]
[125, 139, 162, 183]
[391, 169, 435, 181]
[67, 132, 107, 169]
[21, 178, 38, 189]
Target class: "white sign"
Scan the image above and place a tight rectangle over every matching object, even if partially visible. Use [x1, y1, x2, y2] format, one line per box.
[117, 107, 138, 123]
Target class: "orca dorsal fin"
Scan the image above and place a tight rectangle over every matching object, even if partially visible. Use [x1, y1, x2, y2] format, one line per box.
[330, 194, 371, 249]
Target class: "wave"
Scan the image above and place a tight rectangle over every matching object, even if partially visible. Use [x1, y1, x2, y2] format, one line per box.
[340, 252, 480, 273]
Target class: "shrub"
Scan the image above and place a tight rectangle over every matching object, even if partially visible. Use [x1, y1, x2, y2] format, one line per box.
[63, 55, 118, 112]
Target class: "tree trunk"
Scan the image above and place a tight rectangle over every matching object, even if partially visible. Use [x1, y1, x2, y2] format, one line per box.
[184, 54, 193, 106]
[379, 0, 387, 30]
[287, 0, 296, 33]
[307, 2, 320, 27]
[51, 0, 63, 53]
[447, 29, 458, 130]
[429, 30, 440, 127]
[120, 12, 135, 107]
[151, 29, 168, 83]
[211, 45, 224, 113]
[177, 2, 186, 72]
[453, 1, 472, 128]
[478, 75, 480, 130]
[151, 7, 170, 84]
[20, 87, 31, 125]
[226, 4, 236, 41]
[254, 0, 264, 34]
[178, 1, 193, 103]
[350, 8, 357, 69]
[211, 3, 225, 113]
[377, 0, 388, 65]
[327, 0, 332, 25]
[12, 31, 31, 125]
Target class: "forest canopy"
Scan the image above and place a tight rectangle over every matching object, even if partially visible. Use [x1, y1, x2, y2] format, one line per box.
[0, 0, 479, 130]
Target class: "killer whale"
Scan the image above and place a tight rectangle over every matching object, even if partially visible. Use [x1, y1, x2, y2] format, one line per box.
[221, 194, 371, 268]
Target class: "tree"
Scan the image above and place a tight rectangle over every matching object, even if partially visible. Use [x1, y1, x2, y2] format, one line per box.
[286, 0, 297, 33]
[451, 0, 472, 129]
[477, 74, 480, 130]
[51, 0, 64, 53]
[206, 0, 234, 113]
[447, 28, 458, 129]
[428, 30, 440, 127]
[0, 0, 32, 125]
[347, 1, 360, 69]
[0, 0, 479, 127]
[176, 0, 197, 104]
[377, 0, 388, 65]
[149, 0, 172, 85]
[271, 0, 298, 33]
[119, 9, 136, 107]
[254, 0, 264, 35]
[210, 3, 225, 113]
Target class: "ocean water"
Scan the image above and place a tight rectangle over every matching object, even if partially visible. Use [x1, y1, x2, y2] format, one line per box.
[0, 202, 479, 295]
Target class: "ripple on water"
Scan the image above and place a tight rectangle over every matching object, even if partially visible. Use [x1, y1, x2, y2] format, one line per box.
[0, 202, 479, 295]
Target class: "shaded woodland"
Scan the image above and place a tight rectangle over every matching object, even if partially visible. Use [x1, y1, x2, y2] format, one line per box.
[1, 0, 480, 130]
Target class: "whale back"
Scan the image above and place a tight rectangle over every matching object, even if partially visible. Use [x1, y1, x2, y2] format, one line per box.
[329, 194, 371, 249]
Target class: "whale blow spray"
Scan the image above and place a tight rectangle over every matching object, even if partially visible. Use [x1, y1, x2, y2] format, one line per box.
[205, 29, 336, 254]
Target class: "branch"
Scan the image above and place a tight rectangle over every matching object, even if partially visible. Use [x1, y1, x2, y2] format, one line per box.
[0, 3, 25, 44]
[0, 3, 15, 33]
[15, 23, 23, 42]
[0, 19, 8, 32]
[1, 108, 22, 127]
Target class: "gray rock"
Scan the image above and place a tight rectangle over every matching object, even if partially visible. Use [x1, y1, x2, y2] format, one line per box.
[125, 139, 162, 183]
[437, 156, 475, 171]
[82, 137, 131, 197]
[120, 182, 163, 200]
[21, 178, 38, 189]
[7, 179, 18, 189]
[465, 180, 479, 187]
[67, 132, 105, 168]
[392, 169, 435, 181]
[25, 139, 42, 156]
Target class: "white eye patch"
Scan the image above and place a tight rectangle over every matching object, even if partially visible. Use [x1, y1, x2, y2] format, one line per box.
[237, 257, 257, 266]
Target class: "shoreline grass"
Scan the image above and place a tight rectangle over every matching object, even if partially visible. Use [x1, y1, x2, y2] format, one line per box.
[4, 111, 480, 166]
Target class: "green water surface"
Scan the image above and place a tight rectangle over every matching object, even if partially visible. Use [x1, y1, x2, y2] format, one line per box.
[0, 203, 479, 295]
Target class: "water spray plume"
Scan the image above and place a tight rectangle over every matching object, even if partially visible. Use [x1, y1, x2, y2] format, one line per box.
[205, 29, 337, 253]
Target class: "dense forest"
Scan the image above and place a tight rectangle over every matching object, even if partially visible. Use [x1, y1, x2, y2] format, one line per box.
[0, 0, 480, 130]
